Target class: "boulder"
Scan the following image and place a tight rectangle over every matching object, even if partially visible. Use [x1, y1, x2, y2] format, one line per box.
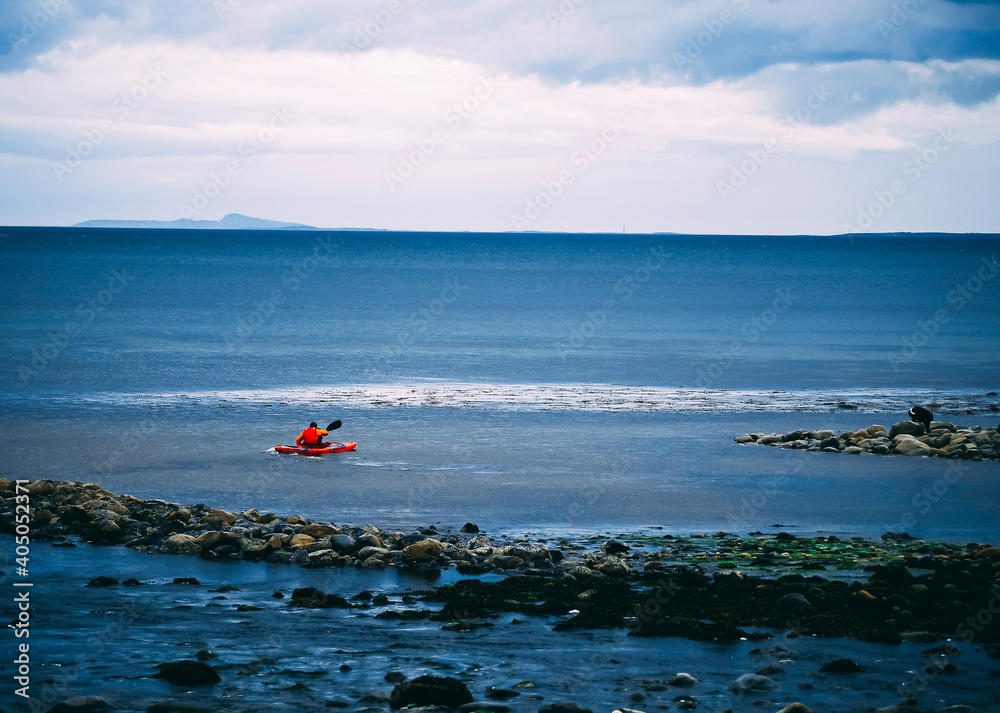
[390, 674, 474, 710]
[300, 523, 341, 538]
[161, 534, 202, 556]
[193, 531, 240, 550]
[86, 576, 119, 588]
[305, 549, 340, 566]
[203, 508, 237, 525]
[893, 435, 934, 457]
[403, 538, 444, 561]
[460, 522, 480, 533]
[819, 657, 865, 673]
[46, 697, 113, 713]
[153, 660, 220, 686]
[889, 421, 926, 439]
[669, 672, 698, 687]
[594, 555, 630, 578]
[329, 533, 358, 553]
[358, 546, 390, 559]
[777, 593, 811, 609]
[727, 673, 777, 693]
[601, 538, 630, 554]
[288, 533, 316, 549]
[776, 705, 815, 713]
[290, 586, 351, 608]
[504, 542, 551, 561]
[356, 532, 383, 548]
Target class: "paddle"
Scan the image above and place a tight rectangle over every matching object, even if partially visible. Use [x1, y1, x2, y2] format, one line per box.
[326, 420, 342, 431]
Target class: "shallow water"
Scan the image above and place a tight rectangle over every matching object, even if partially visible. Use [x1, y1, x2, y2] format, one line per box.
[16, 541, 1000, 713]
[3, 228, 999, 710]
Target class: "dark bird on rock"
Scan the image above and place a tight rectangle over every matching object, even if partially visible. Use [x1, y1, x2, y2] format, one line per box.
[909, 405, 934, 430]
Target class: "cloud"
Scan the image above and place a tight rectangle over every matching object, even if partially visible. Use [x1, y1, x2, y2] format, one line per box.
[0, 0, 997, 232]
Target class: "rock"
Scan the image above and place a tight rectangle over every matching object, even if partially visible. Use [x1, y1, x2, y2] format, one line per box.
[820, 436, 841, 449]
[329, 533, 358, 553]
[503, 542, 551, 561]
[668, 672, 698, 687]
[288, 533, 316, 548]
[300, 523, 341, 537]
[866, 424, 888, 436]
[153, 660, 221, 686]
[356, 532, 384, 548]
[358, 546, 390, 559]
[819, 657, 864, 673]
[290, 586, 351, 608]
[484, 687, 519, 700]
[306, 549, 340, 566]
[385, 671, 407, 683]
[601, 538, 630, 554]
[457, 703, 513, 713]
[403, 538, 444, 561]
[203, 508, 237, 525]
[727, 673, 777, 693]
[538, 705, 594, 713]
[161, 534, 202, 556]
[776, 705, 815, 713]
[46, 697, 113, 713]
[892, 434, 934, 456]
[734, 434, 754, 444]
[978, 547, 1000, 562]
[86, 576, 119, 587]
[889, 421, 926, 438]
[389, 674, 474, 710]
[594, 555, 630, 578]
[193, 531, 240, 550]
[842, 446, 864, 455]
[777, 593, 811, 609]
[460, 522, 480, 533]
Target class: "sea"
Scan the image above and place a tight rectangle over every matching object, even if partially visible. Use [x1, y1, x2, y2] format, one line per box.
[2, 228, 999, 541]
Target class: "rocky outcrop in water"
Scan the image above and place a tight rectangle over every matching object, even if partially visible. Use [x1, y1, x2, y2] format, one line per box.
[735, 421, 1000, 460]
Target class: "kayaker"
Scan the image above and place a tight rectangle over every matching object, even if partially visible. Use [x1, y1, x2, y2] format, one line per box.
[296, 422, 328, 447]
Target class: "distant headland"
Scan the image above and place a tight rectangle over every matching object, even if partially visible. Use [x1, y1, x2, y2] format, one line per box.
[73, 213, 320, 230]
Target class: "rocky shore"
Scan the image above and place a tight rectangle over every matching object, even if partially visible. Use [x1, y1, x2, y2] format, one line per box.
[4, 479, 999, 644]
[735, 420, 1000, 460]
[5, 479, 1000, 712]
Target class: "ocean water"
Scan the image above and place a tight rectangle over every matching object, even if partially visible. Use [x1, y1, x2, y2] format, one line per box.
[1, 228, 999, 540]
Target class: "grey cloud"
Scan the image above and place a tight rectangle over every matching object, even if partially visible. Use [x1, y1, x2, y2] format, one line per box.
[3, 0, 998, 111]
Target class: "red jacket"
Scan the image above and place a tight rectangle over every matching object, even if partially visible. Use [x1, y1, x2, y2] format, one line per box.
[296, 427, 328, 446]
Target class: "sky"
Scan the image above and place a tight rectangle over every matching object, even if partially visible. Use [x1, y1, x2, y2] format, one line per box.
[1, 0, 999, 234]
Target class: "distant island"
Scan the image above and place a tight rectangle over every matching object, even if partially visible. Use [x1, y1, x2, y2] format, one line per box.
[73, 213, 319, 230]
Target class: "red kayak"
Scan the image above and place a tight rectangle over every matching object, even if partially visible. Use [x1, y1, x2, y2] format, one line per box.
[274, 441, 358, 456]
